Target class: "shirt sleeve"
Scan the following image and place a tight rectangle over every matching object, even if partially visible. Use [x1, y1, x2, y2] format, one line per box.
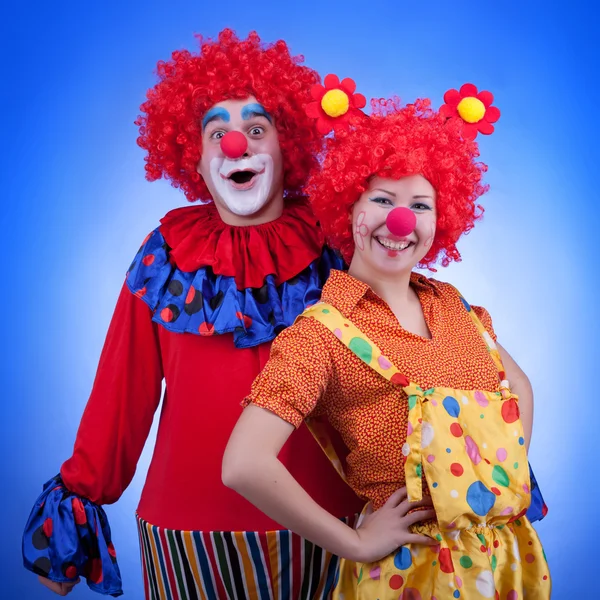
[60, 281, 164, 505]
[471, 305, 498, 342]
[242, 317, 334, 428]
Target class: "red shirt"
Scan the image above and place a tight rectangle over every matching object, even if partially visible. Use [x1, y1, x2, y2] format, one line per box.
[60, 202, 363, 531]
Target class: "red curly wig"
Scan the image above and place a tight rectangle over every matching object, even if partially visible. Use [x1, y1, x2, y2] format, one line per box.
[135, 29, 322, 202]
[308, 98, 489, 269]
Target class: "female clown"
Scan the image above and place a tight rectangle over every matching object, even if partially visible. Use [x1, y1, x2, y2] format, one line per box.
[224, 81, 550, 599]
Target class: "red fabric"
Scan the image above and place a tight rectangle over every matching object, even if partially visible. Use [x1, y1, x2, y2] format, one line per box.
[477, 90, 494, 107]
[485, 106, 501, 123]
[61, 284, 164, 505]
[159, 199, 324, 290]
[440, 84, 500, 140]
[305, 74, 367, 136]
[61, 283, 362, 531]
[460, 83, 478, 97]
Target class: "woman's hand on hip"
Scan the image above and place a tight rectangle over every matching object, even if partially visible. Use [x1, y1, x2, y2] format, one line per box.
[351, 487, 437, 563]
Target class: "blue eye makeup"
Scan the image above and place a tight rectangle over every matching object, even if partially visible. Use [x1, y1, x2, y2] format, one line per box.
[369, 196, 394, 205]
[411, 202, 433, 211]
[202, 107, 231, 130]
[241, 103, 272, 123]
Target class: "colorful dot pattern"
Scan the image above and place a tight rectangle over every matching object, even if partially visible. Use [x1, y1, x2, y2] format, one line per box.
[245, 271, 507, 507]
[313, 299, 548, 597]
[126, 227, 345, 349]
[302, 300, 531, 526]
[21, 475, 122, 595]
[245, 270, 550, 598]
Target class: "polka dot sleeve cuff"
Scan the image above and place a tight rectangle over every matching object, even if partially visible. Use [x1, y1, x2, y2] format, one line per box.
[22, 474, 123, 596]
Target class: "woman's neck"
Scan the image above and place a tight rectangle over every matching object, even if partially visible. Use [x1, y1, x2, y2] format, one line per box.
[347, 261, 413, 308]
[348, 261, 430, 337]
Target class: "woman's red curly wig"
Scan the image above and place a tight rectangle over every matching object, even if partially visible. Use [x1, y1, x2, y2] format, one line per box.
[308, 98, 489, 269]
[135, 29, 322, 202]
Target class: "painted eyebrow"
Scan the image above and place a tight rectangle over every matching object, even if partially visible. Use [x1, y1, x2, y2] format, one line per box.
[371, 190, 434, 201]
[202, 107, 231, 130]
[241, 103, 273, 123]
[372, 188, 396, 197]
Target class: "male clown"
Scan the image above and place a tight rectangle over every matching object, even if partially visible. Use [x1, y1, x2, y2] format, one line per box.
[23, 29, 362, 599]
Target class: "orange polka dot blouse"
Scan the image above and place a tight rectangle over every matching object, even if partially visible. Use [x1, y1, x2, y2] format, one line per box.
[243, 269, 501, 509]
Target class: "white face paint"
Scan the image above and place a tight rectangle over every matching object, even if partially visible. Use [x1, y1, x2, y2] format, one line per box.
[209, 154, 274, 216]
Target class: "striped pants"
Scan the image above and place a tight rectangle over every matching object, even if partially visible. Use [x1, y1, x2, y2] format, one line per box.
[137, 515, 357, 600]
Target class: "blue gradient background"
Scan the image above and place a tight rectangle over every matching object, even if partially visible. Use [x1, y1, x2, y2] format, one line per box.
[2, 1, 596, 598]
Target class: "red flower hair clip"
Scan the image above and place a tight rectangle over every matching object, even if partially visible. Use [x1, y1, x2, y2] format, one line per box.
[439, 83, 500, 140]
[305, 74, 366, 135]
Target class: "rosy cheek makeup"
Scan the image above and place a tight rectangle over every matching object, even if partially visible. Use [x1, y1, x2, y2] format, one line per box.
[424, 221, 436, 248]
[354, 211, 369, 251]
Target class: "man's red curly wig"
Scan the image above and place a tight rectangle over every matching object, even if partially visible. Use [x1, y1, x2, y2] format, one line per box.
[135, 29, 322, 202]
[308, 98, 489, 269]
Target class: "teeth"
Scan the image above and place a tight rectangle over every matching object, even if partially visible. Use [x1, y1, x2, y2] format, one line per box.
[377, 237, 410, 251]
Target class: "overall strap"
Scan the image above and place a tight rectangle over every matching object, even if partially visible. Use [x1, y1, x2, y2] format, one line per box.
[298, 304, 419, 394]
[298, 293, 539, 509]
[298, 303, 423, 499]
[454, 289, 548, 523]
[452, 288, 510, 394]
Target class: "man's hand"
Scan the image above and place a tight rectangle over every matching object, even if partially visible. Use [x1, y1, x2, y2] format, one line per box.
[38, 575, 81, 596]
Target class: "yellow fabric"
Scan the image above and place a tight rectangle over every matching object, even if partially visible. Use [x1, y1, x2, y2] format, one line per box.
[301, 296, 550, 599]
[458, 96, 486, 123]
[321, 89, 350, 117]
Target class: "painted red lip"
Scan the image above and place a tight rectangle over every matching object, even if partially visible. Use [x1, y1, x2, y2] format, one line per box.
[219, 166, 266, 191]
[228, 176, 256, 191]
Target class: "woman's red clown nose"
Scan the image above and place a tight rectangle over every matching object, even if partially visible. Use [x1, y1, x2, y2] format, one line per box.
[386, 206, 417, 237]
[220, 131, 248, 159]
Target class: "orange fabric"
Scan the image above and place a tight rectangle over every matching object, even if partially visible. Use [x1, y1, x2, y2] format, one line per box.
[244, 269, 501, 509]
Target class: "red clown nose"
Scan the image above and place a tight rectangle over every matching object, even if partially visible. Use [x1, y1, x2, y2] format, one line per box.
[386, 207, 417, 237]
[220, 131, 248, 159]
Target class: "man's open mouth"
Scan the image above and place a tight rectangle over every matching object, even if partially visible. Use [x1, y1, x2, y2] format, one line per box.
[220, 168, 265, 190]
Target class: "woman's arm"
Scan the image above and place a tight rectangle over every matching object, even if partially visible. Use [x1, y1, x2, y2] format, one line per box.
[223, 404, 436, 562]
[497, 342, 533, 450]
[223, 405, 364, 558]
[224, 318, 436, 561]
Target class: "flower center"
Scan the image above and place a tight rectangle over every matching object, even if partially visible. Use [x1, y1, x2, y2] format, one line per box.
[321, 89, 350, 118]
[457, 97, 486, 123]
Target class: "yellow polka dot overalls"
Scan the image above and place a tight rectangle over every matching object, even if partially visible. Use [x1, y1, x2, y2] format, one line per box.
[301, 292, 551, 599]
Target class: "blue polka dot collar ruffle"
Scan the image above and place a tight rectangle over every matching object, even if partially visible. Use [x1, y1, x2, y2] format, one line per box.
[125, 227, 345, 348]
